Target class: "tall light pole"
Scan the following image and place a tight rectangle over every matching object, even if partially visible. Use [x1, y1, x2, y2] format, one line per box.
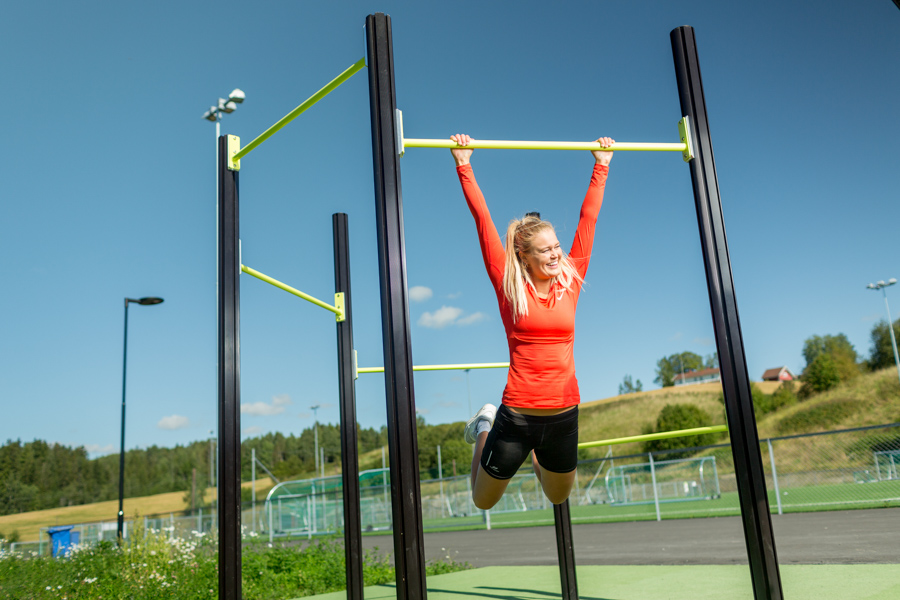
[867, 278, 900, 385]
[203, 89, 243, 504]
[310, 404, 321, 476]
[118, 296, 164, 543]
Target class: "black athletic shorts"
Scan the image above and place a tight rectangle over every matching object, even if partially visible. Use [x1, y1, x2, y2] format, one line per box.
[480, 404, 579, 480]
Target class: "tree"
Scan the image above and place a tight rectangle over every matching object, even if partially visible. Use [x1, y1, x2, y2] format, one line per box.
[618, 375, 643, 395]
[868, 319, 900, 371]
[802, 333, 859, 383]
[641, 404, 718, 459]
[802, 353, 841, 395]
[654, 352, 703, 387]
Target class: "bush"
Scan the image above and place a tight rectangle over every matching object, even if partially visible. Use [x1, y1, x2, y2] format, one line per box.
[642, 404, 718, 459]
[716, 383, 792, 418]
[802, 353, 841, 396]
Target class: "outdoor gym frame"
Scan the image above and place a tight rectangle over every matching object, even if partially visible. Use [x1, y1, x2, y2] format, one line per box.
[366, 12, 782, 600]
[215, 12, 782, 600]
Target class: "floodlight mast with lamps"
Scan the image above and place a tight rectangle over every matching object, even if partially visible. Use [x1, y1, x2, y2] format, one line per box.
[204, 89, 244, 469]
[866, 278, 900, 385]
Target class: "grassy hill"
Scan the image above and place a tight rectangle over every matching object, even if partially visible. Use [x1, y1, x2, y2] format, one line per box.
[5, 370, 897, 543]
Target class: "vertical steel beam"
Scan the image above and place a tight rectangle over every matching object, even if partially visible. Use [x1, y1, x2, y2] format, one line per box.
[217, 134, 242, 600]
[333, 212, 364, 600]
[366, 12, 428, 600]
[553, 500, 579, 600]
[670, 26, 783, 600]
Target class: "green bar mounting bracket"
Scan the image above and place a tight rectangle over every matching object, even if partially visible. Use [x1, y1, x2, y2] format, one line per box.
[334, 292, 346, 322]
[227, 135, 241, 171]
[678, 116, 694, 163]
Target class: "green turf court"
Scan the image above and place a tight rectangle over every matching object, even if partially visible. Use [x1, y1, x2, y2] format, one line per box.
[303, 565, 900, 600]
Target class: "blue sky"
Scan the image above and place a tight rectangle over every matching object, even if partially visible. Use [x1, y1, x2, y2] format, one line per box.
[2, 1, 899, 457]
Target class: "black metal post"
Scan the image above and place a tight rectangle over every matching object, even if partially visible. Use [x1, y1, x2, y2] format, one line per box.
[366, 13, 428, 600]
[217, 134, 242, 600]
[333, 212, 363, 600]
[116, 299, 130, 543]
[671, 26, 783, 600]
[553, 500, 579, 600]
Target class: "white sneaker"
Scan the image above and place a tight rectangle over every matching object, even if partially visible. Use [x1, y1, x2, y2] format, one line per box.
[464, 403, 497, 444]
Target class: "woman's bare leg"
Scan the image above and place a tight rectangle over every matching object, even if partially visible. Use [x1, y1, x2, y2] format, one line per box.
[532, 452, 575, 505]
[471, 431, 510, 509]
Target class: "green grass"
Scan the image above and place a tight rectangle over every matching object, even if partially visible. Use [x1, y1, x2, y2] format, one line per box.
[0, 525, 469, 600]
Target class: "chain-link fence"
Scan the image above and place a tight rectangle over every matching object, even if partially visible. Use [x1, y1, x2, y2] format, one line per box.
[11, 422, 899, 551]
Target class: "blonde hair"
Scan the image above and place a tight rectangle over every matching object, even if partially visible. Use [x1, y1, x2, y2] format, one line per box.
[502, 215, 583, 322]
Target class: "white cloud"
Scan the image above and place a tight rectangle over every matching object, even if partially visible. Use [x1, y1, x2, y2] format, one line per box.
[447, 292, 462, 299]
[669, 332, 683, 341]
[157, 415, 190, 430]
[693, 337, 715, 346]
[418, 306, 463, 329]
[243, 426, 263, 436]
[242, 394, 292, 417]
[416, 407, 431, 415]
[84, 443, 115, 456]
[457, 312, 486, 326]
[409, 286, 433, 302]
[418, 306, 487, 329]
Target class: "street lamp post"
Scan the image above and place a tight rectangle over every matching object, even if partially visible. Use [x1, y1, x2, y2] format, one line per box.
[117, 296, 164, 543]
[310, 405, 321, 476]
[867, 279, 900, 385]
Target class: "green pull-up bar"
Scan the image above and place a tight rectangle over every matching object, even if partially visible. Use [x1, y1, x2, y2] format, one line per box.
[228, 57, 367, 170]
[357, 361, 510, 375]
[396, 112, 695, 163]
[241, 264, 345, 322]
[405, 139, 686, 152]
[577, 424, 727, 450]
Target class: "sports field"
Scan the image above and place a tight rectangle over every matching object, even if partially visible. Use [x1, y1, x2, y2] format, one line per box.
[418, 479, 900, 532]
[304, 565, 900, 600]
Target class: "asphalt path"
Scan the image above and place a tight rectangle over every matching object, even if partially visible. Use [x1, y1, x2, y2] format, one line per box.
[360, 508, 899, 566]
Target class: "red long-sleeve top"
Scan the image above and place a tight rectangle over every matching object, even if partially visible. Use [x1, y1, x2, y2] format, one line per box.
[457, 163, 609, 409]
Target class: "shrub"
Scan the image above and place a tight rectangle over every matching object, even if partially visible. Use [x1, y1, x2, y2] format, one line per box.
[716, 383, 789, 418]
[801, 353, 841, 396]
[642, 404, 718, 458]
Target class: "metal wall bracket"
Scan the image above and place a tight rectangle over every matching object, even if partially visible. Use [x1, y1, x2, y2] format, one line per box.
[678, 116, 694, 163]
[227, 135, 242, 171]
[334, 292, 346, 322]
[396, 109, 405, 157]
[353, 349, 359, 380]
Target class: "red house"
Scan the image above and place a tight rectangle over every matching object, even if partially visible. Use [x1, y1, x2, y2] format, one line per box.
[761, 366, 795, 382]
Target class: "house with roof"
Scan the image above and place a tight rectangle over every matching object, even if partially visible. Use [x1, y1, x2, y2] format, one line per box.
[673, 368, 721, 386]
[761, 366, 796, 382]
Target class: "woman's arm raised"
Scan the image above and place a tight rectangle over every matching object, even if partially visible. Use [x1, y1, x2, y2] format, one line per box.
[452, 134, 505, 292]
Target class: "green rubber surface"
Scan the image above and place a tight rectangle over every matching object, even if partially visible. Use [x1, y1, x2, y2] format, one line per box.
[304, 565, 900, 600]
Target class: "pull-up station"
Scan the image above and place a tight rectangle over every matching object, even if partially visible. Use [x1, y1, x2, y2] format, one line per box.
[394, 111, 695, 162]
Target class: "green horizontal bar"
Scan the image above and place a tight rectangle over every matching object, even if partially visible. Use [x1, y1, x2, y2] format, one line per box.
[404, 139, 687, 152]
[233, 57, 366, 162]
[241, 264, 341, 317]
[577, 425, 728, 450]
[358, 362, 510, 374]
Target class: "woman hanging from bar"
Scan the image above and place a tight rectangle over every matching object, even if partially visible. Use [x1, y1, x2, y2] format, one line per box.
[452, 133, 614, 508]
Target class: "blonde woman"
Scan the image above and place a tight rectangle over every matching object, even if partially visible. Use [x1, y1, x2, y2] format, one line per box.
[452, 133, 614, 509]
